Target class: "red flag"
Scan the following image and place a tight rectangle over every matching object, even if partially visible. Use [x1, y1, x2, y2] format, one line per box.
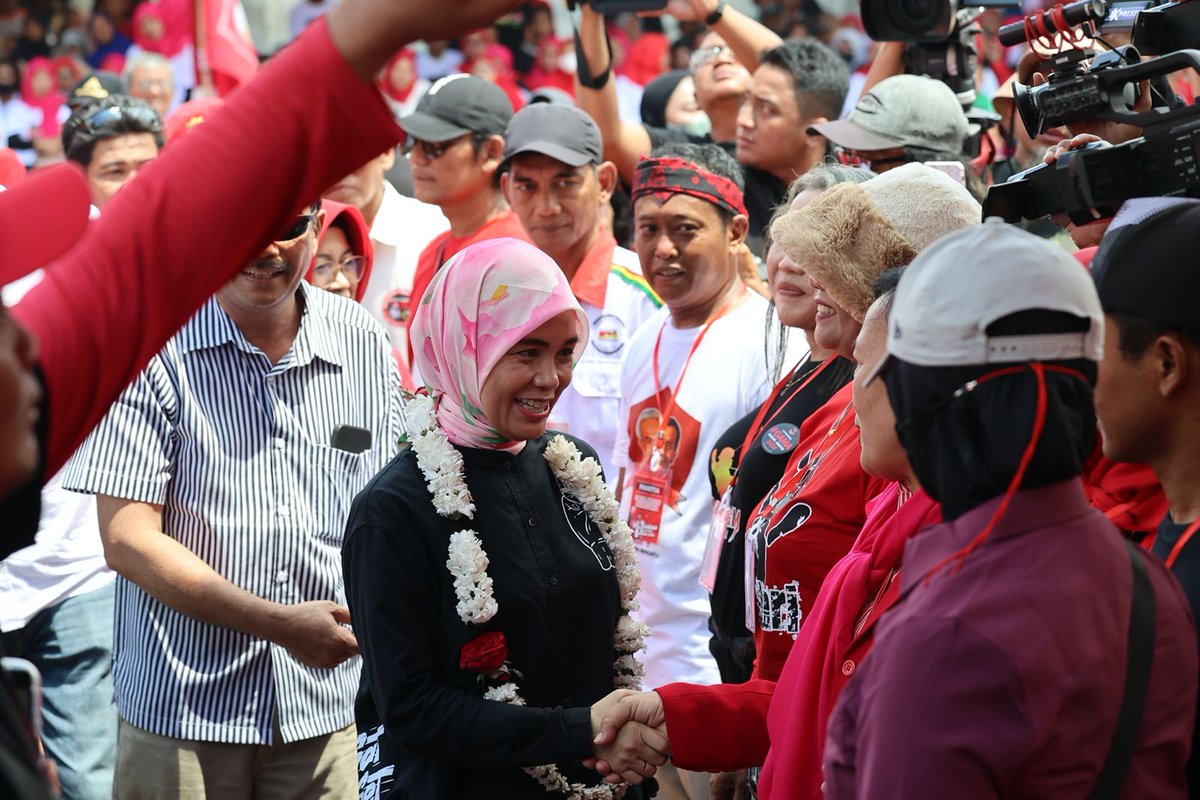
[199, 0, 258, 96]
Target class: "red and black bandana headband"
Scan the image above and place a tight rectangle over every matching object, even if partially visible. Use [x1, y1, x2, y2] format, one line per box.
[631, 156, 749, 218]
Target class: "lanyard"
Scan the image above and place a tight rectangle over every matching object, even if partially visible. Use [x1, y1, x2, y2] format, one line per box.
[753, 399, 854, 523]
[1164, 518, 1200, 569]
[729, 357, 837, 489]
[651, 290, 743, 426]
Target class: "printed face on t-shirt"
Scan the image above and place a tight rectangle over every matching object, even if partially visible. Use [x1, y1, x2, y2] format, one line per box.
[633, 193, 737, 322]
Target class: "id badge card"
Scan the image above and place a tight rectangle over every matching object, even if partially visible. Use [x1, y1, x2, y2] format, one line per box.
[699, 487, 734, 593]
[628, 466, 671, 546]
[744, 522, 759, 633]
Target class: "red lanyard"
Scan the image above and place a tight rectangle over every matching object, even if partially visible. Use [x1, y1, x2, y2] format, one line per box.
[651, 291, 743, 425]
[732, 357, 836, 477]
[1164, 518, 1200, 569]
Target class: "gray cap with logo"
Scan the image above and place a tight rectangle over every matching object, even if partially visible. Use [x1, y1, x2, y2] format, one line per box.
[399, 74, 514, 143]
[810, 74, 968, 155]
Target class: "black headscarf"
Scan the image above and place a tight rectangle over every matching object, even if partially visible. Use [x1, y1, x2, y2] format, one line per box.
[884, 311, 1098, 521]
[639, 69, 689, 130]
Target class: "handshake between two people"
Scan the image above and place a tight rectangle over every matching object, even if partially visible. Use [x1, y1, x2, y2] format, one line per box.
[587, 690, 671, 786]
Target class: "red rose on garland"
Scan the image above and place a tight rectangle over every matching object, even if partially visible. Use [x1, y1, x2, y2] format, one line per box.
[460, 631, 508, 673]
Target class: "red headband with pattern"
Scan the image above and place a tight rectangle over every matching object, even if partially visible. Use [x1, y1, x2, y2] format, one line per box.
[631, 156, 749, 218]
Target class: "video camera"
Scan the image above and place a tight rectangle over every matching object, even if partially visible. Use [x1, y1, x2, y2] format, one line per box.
[998, 0, 1199, 136]
[983, 49, 1200, 224]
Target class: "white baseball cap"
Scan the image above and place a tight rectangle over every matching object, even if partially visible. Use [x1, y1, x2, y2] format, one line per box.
[865, 218, 1104, 384]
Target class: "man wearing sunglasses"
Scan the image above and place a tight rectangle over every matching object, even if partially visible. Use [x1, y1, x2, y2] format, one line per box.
[61, 94, 163, 210]
[811, 74, 969, 178]
[63, 199, 403, 798]
[399, 74, 532, 370]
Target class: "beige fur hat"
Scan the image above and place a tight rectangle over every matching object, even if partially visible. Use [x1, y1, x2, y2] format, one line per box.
[771, 163, 982, 322]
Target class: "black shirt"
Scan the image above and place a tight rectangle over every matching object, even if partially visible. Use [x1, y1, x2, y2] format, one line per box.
[1152, 514, 1200, 799]
[344, 433, 641, 800]
[645, 126, 788, 255]
[705, 356, 853, 682]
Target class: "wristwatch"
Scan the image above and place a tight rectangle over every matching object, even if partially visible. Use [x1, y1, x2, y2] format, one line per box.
[705, 0, 727, 26]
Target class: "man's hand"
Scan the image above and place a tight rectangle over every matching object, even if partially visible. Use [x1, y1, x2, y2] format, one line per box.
[1043, 133, 1114, 248]
[586, 690, 671, 784]
[268, 601, 359, 669]
[711, 769, 750, 800]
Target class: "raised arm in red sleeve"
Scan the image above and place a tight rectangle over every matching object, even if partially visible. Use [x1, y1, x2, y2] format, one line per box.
[13, 20, 401, 478]
[656, 679, 775, 773]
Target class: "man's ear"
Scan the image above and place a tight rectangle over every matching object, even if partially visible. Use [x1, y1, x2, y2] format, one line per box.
[313, 207, 327, 234]
[1157, 333, 1193, 399]
[596, 161, 618, 204]
[378, 148, 396, 171]
[804, 116, 829, 150]
[727, 213, 749, 249]
[481, 134, 506, 173]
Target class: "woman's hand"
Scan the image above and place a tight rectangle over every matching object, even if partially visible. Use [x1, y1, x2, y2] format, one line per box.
[587, 690, 671, 784]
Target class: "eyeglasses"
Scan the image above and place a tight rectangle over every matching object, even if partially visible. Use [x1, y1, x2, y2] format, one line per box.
[313, 254, 367, 282]
[689, 44, 734, 70]
[132, 77, 170, 92]
[277, 214, 316, 242]
[403, 134, 474, 161]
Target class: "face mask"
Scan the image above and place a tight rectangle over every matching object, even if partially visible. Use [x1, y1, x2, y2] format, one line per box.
[669, 112, 712, 139]
[557, 52, 577, 74]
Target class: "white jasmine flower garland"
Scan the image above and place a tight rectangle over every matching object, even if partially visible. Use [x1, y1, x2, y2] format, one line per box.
[408, 399, 647, 800]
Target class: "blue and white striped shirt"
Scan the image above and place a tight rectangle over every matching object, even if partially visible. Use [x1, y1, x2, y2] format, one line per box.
[64, 283, 402, 745]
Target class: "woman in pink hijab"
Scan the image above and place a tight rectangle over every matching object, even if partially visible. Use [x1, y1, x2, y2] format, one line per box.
[342, 237, 662, 799]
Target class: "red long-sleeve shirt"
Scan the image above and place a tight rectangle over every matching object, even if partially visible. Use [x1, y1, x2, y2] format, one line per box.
[14, 19, 401, 480]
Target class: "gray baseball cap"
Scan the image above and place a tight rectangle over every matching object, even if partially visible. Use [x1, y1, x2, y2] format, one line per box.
[865, 218, 1103, 385]
[810, 74, 968, 155]
[501, 103, 603, 170]
[399, 74, 514, 142]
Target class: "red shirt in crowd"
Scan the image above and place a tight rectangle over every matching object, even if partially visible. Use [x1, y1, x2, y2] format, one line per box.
[404, 210, 531, 363]
[744, 383, 889, 680]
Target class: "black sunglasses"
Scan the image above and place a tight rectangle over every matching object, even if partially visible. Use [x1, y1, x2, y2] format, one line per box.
[277, 214, 316, 242]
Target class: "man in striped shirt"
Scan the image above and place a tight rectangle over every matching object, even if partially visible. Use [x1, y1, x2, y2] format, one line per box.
[64, 200, 402, 799]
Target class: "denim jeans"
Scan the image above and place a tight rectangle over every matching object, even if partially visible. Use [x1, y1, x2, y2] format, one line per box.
[0, 581, 116, 800]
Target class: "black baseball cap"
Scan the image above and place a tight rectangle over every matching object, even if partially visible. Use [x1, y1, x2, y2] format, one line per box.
[399, 75, 513, 143]
[1091, 198, 1200, 333]
[501, 104, 603, 171]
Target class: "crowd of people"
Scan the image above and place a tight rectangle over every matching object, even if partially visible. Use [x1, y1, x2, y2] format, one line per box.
[1, 0, 1200, 799]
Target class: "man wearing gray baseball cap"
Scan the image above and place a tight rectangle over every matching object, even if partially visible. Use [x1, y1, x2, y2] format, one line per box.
[499, 102, 661, 482]
[810, 74, 968, 175]
[826, 219, 1197, 797]
[400, 74, 532, 364]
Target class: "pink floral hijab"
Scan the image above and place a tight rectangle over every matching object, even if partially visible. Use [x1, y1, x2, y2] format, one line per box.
[411, 238, 589, 452]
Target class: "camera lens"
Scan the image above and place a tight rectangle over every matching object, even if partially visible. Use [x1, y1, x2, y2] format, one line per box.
[890, 0, 952, 38]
